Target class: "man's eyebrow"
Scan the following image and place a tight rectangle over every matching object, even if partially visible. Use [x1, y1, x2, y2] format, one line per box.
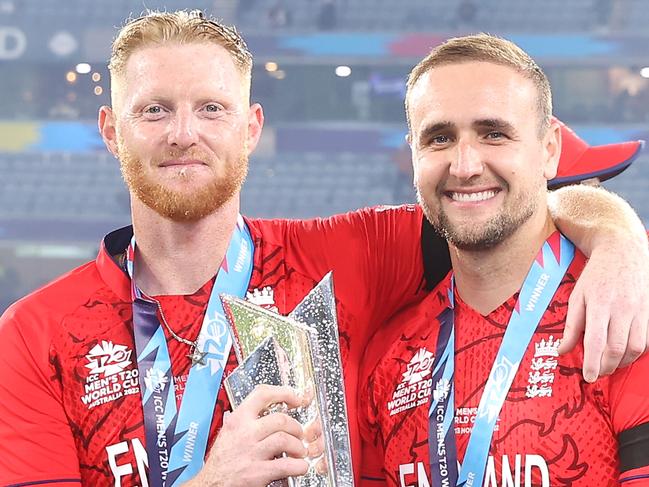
[418, 121, 455, 142]
[130, 95, 173, 107]
[472, 118, 515, 132]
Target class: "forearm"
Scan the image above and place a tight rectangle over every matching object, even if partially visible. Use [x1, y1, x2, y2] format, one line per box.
[548, 185, 647, 256]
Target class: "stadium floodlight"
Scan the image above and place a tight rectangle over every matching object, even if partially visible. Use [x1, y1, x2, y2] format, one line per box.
[265, 61, 279, 72]
[75, 63, 92, 74]
[640, 67, 649, 79]
[335, 65, 352, 77]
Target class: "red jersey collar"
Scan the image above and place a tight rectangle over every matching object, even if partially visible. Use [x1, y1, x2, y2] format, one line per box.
[95, 222, 265, 302]
[96, 225, 134, 302]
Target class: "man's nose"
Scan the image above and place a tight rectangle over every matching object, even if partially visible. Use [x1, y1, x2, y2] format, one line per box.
[167, 108, 199, 149]
[449, 140, 484, 180]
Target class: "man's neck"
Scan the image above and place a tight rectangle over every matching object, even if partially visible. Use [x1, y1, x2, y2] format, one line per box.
[450, 211, 556, 316]
[130, 195, 241, 296]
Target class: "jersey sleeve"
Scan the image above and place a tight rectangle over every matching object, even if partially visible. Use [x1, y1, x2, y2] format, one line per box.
[281, 205, 439, 326]
[608, 353, 649, 485]
[0, 302, 82, 486]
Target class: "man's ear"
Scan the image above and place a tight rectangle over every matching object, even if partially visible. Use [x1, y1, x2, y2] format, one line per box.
[543, 120, 561, 180]
[98, 106, 119, 157]
[245, 102, 264, 156]
[408, 135, 421, 186]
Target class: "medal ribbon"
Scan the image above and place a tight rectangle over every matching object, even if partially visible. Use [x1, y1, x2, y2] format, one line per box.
[428, 232, 574, 487]
[127, 216, 254, 486]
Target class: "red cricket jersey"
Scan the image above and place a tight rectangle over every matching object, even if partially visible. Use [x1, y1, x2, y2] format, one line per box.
[359, 251, 649, 487]
[0, 205, 449, 486]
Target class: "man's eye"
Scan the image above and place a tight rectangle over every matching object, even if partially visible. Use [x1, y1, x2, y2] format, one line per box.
[204, 104, 222, 113]
[432, 135, 449, 144]
[486, 131, 504, 140]
[143, 105, 164, 115]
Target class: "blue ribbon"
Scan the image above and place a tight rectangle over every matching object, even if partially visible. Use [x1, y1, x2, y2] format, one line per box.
[127, 216, 254, 486]
[429, 233, 575, 487]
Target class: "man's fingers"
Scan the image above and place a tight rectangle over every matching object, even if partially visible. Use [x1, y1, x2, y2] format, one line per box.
[620, 301, 649, 368]
[559, 291, 585, 356]
[238, 384, 304, 418]
[306, 433, 325, 459]
[256, 411, 304, 442]
[304, 416, 324, 459]
[618, 315, 648, 369]
[258, 431, 308, 460]
[598, 314, 633, 378]
[314, 456, 328, 475]
[304, 416, 322, 443]
[581, 306, 608, 383]
[301, 382, 315, 408]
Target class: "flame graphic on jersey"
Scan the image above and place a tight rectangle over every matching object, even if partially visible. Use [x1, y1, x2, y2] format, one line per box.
[402, 348, 434, 385]
[84, 340, 133, 377]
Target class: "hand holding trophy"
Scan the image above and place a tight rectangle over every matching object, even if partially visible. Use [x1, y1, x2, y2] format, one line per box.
[222, 273, 354, 487]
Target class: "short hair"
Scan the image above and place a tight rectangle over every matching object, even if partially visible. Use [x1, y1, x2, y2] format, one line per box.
[405, 33, 552, 136]
[108, 10, 253, 91]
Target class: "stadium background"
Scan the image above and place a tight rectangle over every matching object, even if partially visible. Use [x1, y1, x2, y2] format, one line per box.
[0, 0, 648, 313]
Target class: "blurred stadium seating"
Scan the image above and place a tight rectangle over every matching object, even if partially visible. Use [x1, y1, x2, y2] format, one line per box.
[11, 0, 649, 33]
[21, 0, 216, 26]
[0, 151, 126, 220]
[238, 0, 601, 32]
[242, 151, 400, 218]
[603, 153, 649, 218]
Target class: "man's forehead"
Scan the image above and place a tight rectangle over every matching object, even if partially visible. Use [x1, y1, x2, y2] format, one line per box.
[409, 63, 537, 128]
[415, 61, 533, 97]
[113, 42, 244, 99]
[122, 42, 236, 75]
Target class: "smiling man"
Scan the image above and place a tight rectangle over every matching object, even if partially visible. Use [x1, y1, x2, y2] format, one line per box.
[1, 13, 649, 487]
[359, 34, 649, 487]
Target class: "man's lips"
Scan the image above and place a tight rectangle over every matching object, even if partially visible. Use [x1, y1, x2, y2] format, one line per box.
[159, 158, 206, 167]
[443, 188, 501, 203]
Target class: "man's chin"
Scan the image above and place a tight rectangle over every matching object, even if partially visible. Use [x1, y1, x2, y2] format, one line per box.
[158, 207, 214, 223]
[132, 182, 237, 222]
[446, 233, 504, 251]
[150, 198, 228, 222]
[433, 215, 510, 251]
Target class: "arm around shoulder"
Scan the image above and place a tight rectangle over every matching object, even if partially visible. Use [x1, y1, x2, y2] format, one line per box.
[548, 185, 649, 381]
[548, 185, 647, 254]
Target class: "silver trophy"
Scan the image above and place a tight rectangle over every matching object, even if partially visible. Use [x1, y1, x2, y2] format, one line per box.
[222, 273, 354, 487]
